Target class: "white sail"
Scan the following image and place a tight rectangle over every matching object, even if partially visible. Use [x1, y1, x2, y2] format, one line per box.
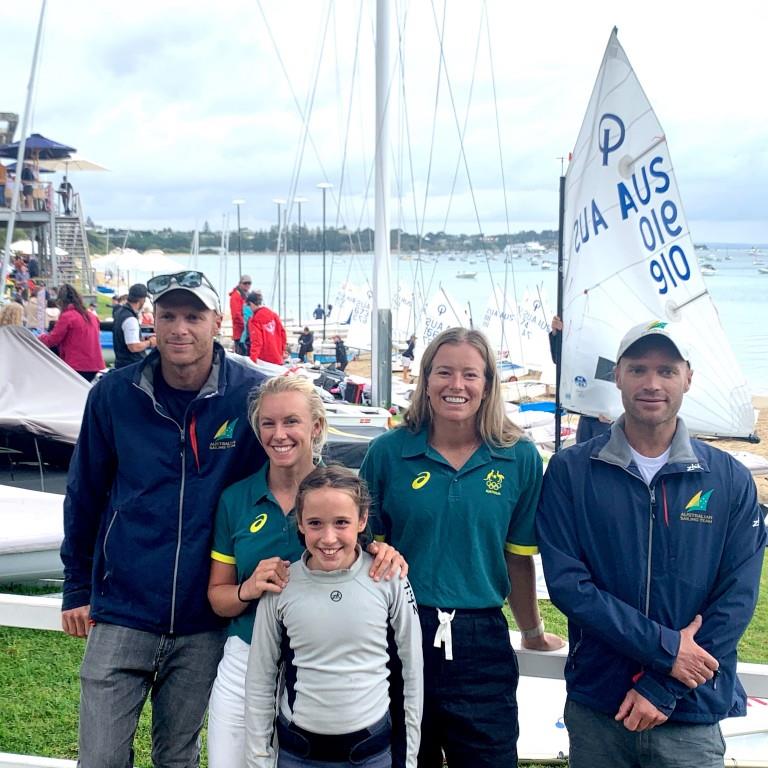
[340, 283, 374, 351]
[412, 287, 468, 374]
[561, 28, 754, 438]
[480, 284, 555, 379]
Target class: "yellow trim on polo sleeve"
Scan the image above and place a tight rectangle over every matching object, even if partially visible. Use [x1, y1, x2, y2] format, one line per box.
[373, 534, 386, 542]
[505, 542, 539, 556]
[211, 550, 236, 564]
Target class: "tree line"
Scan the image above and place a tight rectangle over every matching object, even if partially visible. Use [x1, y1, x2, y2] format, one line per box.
[86, 223, 558, 254]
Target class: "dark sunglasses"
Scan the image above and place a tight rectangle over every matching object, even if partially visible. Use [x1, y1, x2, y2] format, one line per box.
[147, 270, 219, 297]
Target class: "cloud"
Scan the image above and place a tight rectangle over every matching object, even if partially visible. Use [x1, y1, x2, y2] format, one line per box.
[3, 0, 767, 242]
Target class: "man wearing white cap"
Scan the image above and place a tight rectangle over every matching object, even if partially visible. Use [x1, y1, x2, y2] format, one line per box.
[537, 320, 765, 768]
[60, 270, 268, 767]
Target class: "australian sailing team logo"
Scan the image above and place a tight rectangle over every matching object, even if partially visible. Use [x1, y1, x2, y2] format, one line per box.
[209, 418, 238, 450]
[484, 469, 504, 496]
[680, 489, 714, 524]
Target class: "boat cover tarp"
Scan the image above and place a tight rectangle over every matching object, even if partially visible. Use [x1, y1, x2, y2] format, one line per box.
[0, 326, 90, 444]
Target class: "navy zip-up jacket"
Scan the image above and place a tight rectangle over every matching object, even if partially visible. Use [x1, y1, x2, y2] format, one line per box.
[61, 344, 267, 635]
[537, 417, 765, 723]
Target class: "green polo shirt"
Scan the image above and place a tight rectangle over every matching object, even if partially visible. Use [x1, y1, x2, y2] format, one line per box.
[212, 463, 305, 643]
[359, 427, 542, 609]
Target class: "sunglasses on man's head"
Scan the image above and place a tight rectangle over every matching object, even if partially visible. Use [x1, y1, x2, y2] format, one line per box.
[147, 270, 219, 297]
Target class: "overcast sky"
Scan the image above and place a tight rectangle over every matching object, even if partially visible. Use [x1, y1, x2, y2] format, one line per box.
[4, 0, 767, 244]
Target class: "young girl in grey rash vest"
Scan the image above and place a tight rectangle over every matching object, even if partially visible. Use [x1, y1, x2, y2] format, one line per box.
[244, 466, 423, 768]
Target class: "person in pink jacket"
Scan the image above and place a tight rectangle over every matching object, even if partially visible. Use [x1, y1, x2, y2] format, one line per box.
[39, 284, 105, 381]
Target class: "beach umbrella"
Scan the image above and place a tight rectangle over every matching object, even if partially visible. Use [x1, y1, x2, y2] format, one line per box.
[0, 133, 76, 160]
[38, 155, 109, 173]
[11, 239, 68, 257]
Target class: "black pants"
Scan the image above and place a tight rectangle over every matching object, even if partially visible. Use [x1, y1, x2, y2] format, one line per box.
[392, 607, 519, 768]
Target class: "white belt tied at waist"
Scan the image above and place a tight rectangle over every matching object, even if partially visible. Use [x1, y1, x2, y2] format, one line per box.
[433, 608, 456, 660]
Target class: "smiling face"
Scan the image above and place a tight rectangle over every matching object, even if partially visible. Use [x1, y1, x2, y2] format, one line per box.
[256, 391, 321, 470]
[154, 293, 221, 382]
[426, 341, 488, 428]
[615, 343, 692, 434]
[298, 487, 367, 572]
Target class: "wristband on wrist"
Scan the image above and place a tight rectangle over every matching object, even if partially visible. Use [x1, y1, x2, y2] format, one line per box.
[237, 582, 252, 603]
[520, 619, 545, 639]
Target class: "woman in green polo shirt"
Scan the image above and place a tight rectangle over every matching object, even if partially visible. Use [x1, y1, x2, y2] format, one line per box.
[360, 327, 564, 768]
[206, 375, 406, 768]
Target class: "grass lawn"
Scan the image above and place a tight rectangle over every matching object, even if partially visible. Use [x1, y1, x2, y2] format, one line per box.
[2, 553, 766, 765]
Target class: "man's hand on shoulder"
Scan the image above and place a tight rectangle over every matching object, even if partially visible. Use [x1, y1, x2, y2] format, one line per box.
[615, 689, 668, 731]
[670, 614, 719, 688]
[62, 605, 91, 638]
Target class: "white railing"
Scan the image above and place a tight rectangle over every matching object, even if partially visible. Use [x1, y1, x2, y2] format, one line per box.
[2, 593, 767, 768]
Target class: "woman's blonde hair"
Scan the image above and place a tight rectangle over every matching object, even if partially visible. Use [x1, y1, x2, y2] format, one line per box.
[403, 327, 523, 447]
[248, 375, 328, 461]
[0, 302, 23, 326]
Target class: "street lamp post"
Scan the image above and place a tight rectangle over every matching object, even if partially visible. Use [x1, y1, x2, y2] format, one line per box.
[295, 196, 308, 324]
[232, 198, 245, 278]
[316, 182, 332, 341]
[272, 198, 286, 316]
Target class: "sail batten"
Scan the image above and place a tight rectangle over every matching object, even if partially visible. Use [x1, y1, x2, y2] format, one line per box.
[560, 29, 754, 439]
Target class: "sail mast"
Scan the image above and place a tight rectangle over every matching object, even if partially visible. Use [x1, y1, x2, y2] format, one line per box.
[372, 0, 392, 408]
[1, 0, 48, 292]
[554, 172, 566, 451]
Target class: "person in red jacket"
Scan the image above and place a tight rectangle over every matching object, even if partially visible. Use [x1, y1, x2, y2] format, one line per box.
[228, 275, 251, 354]
[39, 284, 105, 380]
[247, 291, 286, 365]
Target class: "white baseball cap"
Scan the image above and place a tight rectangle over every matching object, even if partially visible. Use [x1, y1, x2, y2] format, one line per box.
[616, 320, 690, 363]
[147, 271, 220, 312]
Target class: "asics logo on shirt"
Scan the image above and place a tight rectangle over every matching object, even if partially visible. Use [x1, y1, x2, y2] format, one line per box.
[250, 513, 268, 533]
[412, 471, 431, 490]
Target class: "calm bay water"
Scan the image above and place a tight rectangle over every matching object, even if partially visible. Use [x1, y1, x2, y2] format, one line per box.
[146, 247, 767, 395]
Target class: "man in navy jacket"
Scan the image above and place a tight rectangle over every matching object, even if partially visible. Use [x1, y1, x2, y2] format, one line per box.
[537, 320, 765, 768]
[61, 271, 267, 767]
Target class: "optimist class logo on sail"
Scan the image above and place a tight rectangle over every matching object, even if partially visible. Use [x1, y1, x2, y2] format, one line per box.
[571, 114, 693, 298]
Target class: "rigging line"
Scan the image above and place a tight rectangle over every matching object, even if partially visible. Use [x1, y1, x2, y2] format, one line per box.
[255, 1, 338, 218]
[336, 0, 365, 231]
[418, 0, 448, 255]
[284, 3, 332, 226]
[395, 5, 432, 324]
[485, 1, 522, 358]
[426, 3, 489, 255]
[440, 6, 484, 233]
[427, 1, 502, 350]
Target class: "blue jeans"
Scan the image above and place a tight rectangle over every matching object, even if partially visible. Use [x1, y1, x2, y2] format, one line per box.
[564, 698, 726, 768]
[78, 622, 226, 768]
